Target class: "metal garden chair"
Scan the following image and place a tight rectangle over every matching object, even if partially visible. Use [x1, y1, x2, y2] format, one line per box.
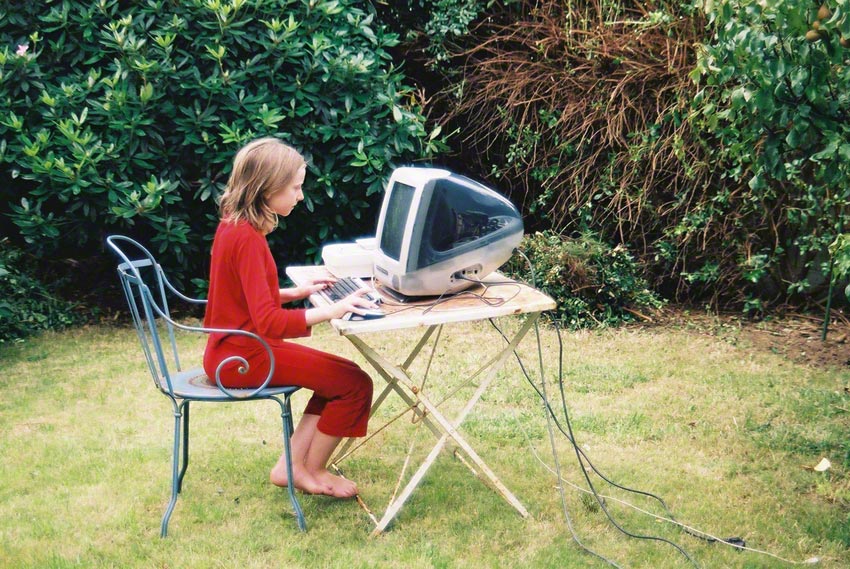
[106, 235, 306, 536]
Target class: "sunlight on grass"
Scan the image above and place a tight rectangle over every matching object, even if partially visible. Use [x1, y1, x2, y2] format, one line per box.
[1, 320, 848, 568]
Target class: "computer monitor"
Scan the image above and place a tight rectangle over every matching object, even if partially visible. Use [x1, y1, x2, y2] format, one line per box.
[372, 166, 523, 299]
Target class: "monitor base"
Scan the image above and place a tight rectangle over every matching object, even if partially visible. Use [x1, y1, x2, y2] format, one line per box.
[377, 285, 443, 304]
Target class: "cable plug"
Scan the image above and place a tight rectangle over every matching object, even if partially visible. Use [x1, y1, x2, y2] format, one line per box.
[722, 537, 746, 550]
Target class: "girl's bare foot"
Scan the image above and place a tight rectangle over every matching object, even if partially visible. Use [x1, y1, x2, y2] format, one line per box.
[270, 458, 331, 495]
[313, 469, 358, 498]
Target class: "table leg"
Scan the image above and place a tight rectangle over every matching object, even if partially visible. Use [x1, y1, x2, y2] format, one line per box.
[332, 327, 443, 465]
[348, 315, 541, 534]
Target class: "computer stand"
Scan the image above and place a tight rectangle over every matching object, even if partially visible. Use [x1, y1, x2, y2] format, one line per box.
[376, 285, 443, 304]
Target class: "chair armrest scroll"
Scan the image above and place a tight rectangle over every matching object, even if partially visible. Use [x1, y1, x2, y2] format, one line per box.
[143, 294, 276, 400]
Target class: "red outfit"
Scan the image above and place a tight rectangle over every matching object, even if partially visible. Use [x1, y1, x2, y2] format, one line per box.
[203, 220, 372, 438]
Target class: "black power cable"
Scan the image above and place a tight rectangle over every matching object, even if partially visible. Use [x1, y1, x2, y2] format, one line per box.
[493, 248, 755, 567]
[515, 248, 744, 547]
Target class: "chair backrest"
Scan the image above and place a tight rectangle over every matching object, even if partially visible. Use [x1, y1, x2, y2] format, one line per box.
[107, 235, 206, 396]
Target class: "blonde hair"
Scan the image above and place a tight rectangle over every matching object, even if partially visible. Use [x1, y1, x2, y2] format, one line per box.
[218, 137, 306, 234]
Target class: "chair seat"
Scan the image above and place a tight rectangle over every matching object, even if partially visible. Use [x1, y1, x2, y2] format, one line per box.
[168, 367, 300, 400]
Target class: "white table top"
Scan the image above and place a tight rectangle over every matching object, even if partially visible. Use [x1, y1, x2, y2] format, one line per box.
[285, 265, 556, 336]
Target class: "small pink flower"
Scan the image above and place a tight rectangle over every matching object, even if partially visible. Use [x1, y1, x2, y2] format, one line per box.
[16, 44, 28, 56]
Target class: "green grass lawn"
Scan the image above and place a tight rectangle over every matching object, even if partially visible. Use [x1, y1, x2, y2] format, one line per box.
[1, 318, 848, 568]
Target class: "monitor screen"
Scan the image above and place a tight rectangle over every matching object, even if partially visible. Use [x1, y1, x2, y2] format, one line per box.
[378, 181, 415, 262]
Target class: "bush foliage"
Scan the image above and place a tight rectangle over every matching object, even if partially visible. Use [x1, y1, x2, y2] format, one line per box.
[505, 231, 663, 328]
[687, 0, 850, 310]
[4, 0, 849, 332]
[376, 0, 496, 66]
[0, 0, 441, 287]
[0, 240, 82, 343]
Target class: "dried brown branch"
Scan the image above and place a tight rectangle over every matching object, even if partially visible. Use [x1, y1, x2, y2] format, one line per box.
[430, 0, 757, 303]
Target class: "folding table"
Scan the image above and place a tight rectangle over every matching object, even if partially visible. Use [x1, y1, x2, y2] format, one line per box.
[286, 266, 556, 535]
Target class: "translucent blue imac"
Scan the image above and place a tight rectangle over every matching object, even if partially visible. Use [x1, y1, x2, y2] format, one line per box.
[372, 166, 523, 299]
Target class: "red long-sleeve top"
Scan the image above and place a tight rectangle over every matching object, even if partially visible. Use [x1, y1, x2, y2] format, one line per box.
[204, 220, 310, 350]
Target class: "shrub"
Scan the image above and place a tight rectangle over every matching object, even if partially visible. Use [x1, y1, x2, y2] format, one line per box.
[0, 239, 83, 343]
[376, 0, 497, 67]
[504, 231, 664, 329]
[683, 0, 850, 307]
[0, 0, 442, 291]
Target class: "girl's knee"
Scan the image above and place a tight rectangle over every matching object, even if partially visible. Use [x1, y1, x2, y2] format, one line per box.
[355, 369, 373, 400]
[333, 367, 372, 402]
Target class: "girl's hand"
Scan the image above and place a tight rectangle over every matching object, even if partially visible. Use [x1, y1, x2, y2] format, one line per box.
[304, 287, 379, 325]
[280, 278, 336, 303]
[300, 278, 336, 298]
[327, 288, 380, 320]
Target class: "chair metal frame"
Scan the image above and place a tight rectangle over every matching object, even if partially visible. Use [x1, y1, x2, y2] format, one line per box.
[106, 235, 306, 536]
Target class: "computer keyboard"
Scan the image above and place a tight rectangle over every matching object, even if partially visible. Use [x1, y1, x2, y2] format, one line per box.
[317, 276, 382, 306]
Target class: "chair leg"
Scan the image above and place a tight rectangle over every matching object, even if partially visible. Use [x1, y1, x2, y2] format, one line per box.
[279, 395, 306, 531]
[177, 402, 190, 493]
[284, 399, 295, 439]
[161, 401, 186, 538]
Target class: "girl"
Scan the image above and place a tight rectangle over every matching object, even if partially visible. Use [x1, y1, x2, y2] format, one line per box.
[203, 137, 377, 499]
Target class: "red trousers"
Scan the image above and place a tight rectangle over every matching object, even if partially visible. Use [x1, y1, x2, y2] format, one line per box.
[204, 339, 373, 438]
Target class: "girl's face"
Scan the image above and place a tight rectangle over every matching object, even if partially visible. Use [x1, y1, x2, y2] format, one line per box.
[267, 166, 306, 217]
